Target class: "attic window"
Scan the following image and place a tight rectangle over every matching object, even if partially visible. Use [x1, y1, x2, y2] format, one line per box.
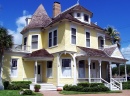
[84, 14, 89, 22]
[77, 13, 81, 17]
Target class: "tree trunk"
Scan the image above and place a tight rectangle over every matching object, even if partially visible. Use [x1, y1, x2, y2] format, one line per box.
[0, 52, 4, 90]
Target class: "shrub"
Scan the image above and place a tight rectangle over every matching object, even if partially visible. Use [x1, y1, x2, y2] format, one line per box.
[34, 84, 41, 89]
[22, 89, 35, 95]
[7, 84, 20, 90]
[77, 82, 90, 87]
[89, 83, 104, 87]
[3, 81, 10, 90]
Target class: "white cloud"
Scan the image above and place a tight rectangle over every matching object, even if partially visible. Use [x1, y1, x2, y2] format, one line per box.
[121, 45, 130, 64]
[8, 10, 31, 45]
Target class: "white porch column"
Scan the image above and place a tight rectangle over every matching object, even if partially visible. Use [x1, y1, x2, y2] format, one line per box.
[109, 61, 112, 83]
[57, 53, 60, 86]
[88, 58, 91, 83]
[99, 60, 102, 82]
[125, 63, 127, 82]
[119, 64, 120, 77]
[104, 38, 106, 47]
[73, 54, 76, 85]
[35, 60, 37, 83]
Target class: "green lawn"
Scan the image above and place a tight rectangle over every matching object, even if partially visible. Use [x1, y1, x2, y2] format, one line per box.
[0, 90, 43, 96]
[59, 90, 122, 95]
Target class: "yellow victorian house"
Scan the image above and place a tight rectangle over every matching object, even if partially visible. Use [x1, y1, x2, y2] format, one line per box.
[2, 2, 128, 90]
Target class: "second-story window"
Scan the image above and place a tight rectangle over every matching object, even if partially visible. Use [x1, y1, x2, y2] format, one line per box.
[24, 37, 27, 50]
[77, 13, 81, 17]
[86, 32, 90, 47]
[32, 35, 38, 49]
[84, 14, 89, 22]
[49, 30, 57, 47]
[71, 28, 76, 44]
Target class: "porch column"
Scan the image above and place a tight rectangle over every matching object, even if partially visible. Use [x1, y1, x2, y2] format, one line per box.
[109, 61, 112, 83]
[125, 63, 127, 82]
[73, 54, 76, 85]
[119, 64, 120, 77]
[57, 53, 60, 86]
[88, 58, 91, 83]
[99, 60, 102, 82]
[35, 60, 37, 83]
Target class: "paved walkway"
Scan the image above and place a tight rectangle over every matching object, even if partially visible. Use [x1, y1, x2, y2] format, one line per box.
[40, 90, 130, 96]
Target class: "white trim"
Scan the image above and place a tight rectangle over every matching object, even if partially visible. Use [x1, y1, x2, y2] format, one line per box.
[10, 58, 19, 78]
[60, 57, 72, 78]
[70, 24, 77, 45]
[48, 28, 58, 48]
[57, 53, 60, 86]
[37, 63, 42, 82]
[85, 29, 91, 48]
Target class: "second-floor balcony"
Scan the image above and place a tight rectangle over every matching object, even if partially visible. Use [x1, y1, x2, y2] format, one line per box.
[10, 44, 31, 53]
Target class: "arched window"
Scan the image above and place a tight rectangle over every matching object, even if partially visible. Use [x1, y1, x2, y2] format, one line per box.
[98, 36, 104, 49]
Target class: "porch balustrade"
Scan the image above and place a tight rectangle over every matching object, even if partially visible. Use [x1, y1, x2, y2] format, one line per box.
[23, 78, 35, 83]
[77, 78, 101, 83]
[113, 78, 126, 82]
[10, 44, 30, 52]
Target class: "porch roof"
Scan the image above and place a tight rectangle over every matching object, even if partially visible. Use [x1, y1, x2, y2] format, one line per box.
[24, 49, 53, 59]
[77, 46, 128, 62]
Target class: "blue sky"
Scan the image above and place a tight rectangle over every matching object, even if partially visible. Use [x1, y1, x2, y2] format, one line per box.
[0, 0, 130, 63]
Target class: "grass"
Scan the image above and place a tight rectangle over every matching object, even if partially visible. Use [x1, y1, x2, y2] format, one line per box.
[59, 90, 122, 95]
[0, 90, 43, 96]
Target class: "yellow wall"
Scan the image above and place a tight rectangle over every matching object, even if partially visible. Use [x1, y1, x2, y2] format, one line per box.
[3, 54, 24, 81]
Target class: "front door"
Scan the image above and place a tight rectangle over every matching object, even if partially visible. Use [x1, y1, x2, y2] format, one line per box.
[78, 60, 85, 78]
[91, 62, 96, 78]
[37, 64, 42, 82]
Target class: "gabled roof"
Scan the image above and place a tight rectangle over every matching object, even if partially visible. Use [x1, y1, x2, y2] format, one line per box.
[24, 49, 53, 58]
[77, 46, 108, 58]
[21, 4, 52, 34]
[104, 47, 116, 56]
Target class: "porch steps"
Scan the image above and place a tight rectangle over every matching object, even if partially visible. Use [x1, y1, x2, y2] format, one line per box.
[30, 83, 57, 91]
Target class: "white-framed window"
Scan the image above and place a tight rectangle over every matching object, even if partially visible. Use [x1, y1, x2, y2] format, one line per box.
[11, 59, 18, 77]
[86, 32, 90, 47]
[47, 61, 52, 78]
[31, 35, 38, 49]
[84, 14, 89, 22]
[62, 59, 71, 77]
[71, 28, 76, 44]
[49, 29, 57, 47]
[24, 37, 27, 50]
[77, 13, 81, 17]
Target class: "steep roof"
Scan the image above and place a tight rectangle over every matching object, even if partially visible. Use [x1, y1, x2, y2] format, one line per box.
[104, 47, 116, 56]
[24, 49, 53, 58]
[21, 4, 52, 34]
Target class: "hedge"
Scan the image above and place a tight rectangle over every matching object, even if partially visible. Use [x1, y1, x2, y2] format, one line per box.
[3, 81, 32, 90]
[122, 81, 130, 89]
[63, 82, 110, 92]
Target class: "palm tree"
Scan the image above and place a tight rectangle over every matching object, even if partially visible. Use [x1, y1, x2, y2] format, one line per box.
[0, 27, 13, 90]
[105, 26, 121, 48]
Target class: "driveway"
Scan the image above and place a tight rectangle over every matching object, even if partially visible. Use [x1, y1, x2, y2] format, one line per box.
[40, 90, 130, 96]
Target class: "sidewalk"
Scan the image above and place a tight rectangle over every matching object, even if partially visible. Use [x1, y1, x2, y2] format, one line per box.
[40, 90, 130, 96]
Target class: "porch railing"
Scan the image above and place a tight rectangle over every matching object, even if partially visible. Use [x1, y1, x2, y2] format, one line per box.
[113, 78, 126, 82]
[111, 78, 122, 90]
[77, 78, 101, 83]
[23, 78, 35, 83]
[10, 44, 30, 52]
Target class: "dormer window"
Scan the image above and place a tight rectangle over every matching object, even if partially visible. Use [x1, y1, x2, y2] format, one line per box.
[84, 14, 89, 22]
[77, 13, 81, 17]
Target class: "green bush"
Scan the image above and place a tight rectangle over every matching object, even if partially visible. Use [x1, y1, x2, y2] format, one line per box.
[77, 82, 89, 87]
[11, 81, 32, 89]
[63, 83, 110, 92]
[3, 81, 10, 90]
[122, 81, 130, 89]
[22, 89, 35, 95]
[7, 84, 20, 90]
[122, 81, 130, 84]
[34, 84, 41, 89]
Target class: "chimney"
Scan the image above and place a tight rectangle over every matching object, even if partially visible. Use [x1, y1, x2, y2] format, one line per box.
[25, 18, 31, 25]
[53, 2, 61, 17]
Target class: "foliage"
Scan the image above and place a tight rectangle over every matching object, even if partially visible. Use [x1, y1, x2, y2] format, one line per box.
[105, 26, 120, 48]
[22, 89, 35, 95]
[0, 90, 43, 96]
[112, 65, 130, 75]
[7, 84, 21, 90]
[34, 84, 41, 89]
[3, 81, 9, 90]
[63, 83, 110, 92]
[122, 81, 130, 89]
